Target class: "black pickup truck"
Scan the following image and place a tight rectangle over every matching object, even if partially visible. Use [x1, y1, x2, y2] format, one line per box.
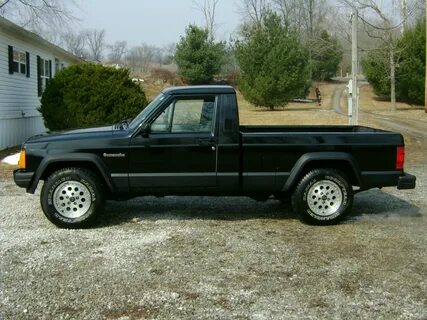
[14, 85, 415, 227]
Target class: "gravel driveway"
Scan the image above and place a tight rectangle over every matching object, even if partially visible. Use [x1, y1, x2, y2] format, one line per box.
[1, 98, 426, 320]
[1, 156, 426, 319]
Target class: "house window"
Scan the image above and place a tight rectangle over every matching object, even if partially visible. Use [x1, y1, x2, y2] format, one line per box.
[55, 58, 66, 75]
[55, 58, 61, 74]
[13, 50, 27, 74]
[41, 58, 50, 90]
[8, 46, 30, 77]
[37, 56, 51, 96]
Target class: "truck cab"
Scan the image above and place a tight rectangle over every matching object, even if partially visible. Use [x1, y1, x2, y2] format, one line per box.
[126, 86, 240, 194]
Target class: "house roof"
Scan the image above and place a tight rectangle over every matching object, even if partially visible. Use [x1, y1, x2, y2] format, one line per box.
[0, 16, 81, 63]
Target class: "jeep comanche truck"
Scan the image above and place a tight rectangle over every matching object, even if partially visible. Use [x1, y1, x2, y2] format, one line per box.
[14, 85, 416, 228]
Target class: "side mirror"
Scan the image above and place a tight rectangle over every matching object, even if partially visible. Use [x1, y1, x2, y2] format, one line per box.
[140, 123, 151, 137]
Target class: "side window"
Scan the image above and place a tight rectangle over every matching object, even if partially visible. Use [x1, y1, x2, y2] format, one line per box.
[151, 103, 174, 133]
[151, 97, 215, 133]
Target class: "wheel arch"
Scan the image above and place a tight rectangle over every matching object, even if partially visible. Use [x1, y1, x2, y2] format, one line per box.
[282, 152, 362, 192]
[28, 153, 115, 194]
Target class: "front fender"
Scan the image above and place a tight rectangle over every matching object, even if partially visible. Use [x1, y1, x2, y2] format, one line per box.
[27, 153, 115, 194]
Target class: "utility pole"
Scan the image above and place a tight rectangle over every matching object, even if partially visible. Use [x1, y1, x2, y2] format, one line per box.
[350, 7, 359, 125]
[400, 0, 407, 34]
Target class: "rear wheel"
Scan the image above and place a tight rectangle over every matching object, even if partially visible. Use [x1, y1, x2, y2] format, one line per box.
[41, 167, 105, 228]
[291, 169, 353, 225]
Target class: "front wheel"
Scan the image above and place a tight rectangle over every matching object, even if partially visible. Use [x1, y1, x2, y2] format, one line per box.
[291, 169, 353, 225]
[40, 168, 105, 228]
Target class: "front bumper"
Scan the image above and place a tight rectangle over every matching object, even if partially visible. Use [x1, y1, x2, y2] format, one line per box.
[397, 173, 416, 190]
[13, 169, 34, 190]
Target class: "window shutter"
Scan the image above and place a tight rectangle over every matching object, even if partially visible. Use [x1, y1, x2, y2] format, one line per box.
[49, 60, 52, 78]
[37, 56, 42, 97]
[26, 52, 30, 78]
[8, 45, 14, 74]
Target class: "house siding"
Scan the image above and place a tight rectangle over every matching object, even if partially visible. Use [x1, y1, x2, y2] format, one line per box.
[0, 25, 78, 149]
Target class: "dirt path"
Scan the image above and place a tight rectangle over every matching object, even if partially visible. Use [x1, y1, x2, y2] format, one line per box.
[331, 84, 427, 139]
[361, 112, 427, 139]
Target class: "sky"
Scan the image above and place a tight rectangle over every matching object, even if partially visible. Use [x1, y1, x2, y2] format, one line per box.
[71, 0, 243, 47]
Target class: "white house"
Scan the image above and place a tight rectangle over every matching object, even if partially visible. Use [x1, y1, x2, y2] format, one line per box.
[0, 16, 81, 150]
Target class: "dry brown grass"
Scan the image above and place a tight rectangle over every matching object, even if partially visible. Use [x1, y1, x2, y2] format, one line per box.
[139, 77, 426, 124]
[238, 82, 348, 126]
[358, 85, 427, 121]
[141, 81, 170, 101]
[141, 81, 350, 126]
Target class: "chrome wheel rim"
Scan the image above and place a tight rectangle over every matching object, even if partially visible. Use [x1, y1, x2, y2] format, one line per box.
[307, 180, 343, 216]
[53, 181, 91, 218]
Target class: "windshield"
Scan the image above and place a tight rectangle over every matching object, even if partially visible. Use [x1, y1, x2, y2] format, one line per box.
[128, 93, 166, 130]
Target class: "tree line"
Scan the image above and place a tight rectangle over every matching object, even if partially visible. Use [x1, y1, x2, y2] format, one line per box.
[60, 30, 176, 72]
[1, 0, 425, 109]
[179, 0, 425, 109]
[175, 0, 344, 109]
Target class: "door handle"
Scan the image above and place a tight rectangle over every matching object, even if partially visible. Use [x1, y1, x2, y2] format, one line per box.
[198, 138, 216, 147]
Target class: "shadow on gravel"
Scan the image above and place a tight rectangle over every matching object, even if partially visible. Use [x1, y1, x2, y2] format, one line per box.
[349, 189, 420, 220]
[98, 197, 298, 227]
[96, 189, 420, 227]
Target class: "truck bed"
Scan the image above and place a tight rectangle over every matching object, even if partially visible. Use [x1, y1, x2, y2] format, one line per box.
[239, 125, 404, 192]
[240, 125, 389, 134]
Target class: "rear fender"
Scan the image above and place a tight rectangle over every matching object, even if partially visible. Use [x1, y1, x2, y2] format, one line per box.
[282, 152, 362, 192]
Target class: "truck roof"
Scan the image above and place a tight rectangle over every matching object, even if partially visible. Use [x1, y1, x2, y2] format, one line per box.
[162, 85, 236, 95]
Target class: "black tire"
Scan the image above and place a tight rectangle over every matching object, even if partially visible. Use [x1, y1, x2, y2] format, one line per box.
[291, 169, 353, 225]
[40, 167, 105, 228]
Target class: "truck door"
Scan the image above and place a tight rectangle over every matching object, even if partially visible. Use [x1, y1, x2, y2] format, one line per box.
[129, 95, 218, 191]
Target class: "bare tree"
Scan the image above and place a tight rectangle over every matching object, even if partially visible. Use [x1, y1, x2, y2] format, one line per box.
[152, 47, 166, 66]
[193, 0, 219, 39]
[273, 0, 330, 79]
[271, 0, 295, 25]
[400, 0, 408, 34]
[363, 2, 398, 111]
[239, 0, 270, 25]
[404, 0, 425, 26]
[107, 41, 127, 65]
[273, 0, 328, 34]
[162, 43, 176, 65]
[125, 44, 156, 73]
[61, 30, 88, 58]
[125, 47, 141, 72]
[339, 0, 422, 111]
[86, 29, 106, 62]
[139, 44, 155, 71]
[0, 0, 76, 32]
